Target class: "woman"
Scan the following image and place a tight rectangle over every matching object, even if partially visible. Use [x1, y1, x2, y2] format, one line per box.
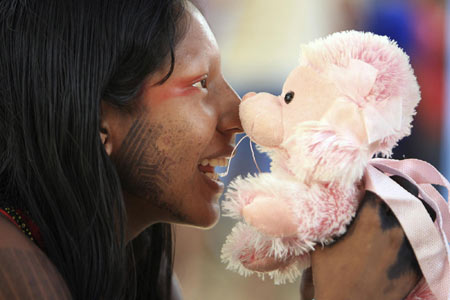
[1, 0, 195, 298]
[0, 0, 422, 299]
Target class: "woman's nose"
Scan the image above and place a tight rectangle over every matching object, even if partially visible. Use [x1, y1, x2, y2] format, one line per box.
[242, 92, 257, 102]
[217, 81, 243, 134]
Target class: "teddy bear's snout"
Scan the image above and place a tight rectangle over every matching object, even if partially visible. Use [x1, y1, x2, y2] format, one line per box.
[239, 92, 284, 147]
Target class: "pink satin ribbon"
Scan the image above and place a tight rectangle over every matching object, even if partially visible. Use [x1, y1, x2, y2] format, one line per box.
[365, 158, 450, 300]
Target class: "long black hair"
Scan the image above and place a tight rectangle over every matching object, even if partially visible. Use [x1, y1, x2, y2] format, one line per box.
[0, 0, 187, 299]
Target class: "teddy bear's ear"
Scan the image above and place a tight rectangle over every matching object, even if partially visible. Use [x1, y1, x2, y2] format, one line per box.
[282, 117, 370, 188]
[325, 59, 405, 148]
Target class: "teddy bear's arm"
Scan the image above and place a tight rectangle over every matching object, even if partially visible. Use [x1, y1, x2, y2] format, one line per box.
[224, 173, 302, 237]
[233, 175, 360, 243]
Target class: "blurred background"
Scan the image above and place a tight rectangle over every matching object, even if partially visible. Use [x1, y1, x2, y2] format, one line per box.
[174, 0, 448, 299]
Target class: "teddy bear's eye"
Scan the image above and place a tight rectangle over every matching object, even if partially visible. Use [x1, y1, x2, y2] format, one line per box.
[284, 91, 295, 104]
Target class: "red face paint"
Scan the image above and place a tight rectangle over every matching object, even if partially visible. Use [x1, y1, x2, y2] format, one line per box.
[139, 74, 207, 106]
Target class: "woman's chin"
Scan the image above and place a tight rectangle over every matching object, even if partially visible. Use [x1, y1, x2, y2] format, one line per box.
[200, 210, 220, 229]
[180, 202, 220, 229]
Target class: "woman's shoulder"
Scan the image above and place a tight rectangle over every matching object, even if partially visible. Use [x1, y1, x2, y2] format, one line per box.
[0, 215, 72, 299]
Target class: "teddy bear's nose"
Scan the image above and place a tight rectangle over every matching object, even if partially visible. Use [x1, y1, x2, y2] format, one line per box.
[242, 92, 257, 102]
[239, 92, 284, 147]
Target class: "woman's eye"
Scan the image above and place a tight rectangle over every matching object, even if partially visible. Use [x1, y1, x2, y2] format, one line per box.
[192, 78, 207, 89]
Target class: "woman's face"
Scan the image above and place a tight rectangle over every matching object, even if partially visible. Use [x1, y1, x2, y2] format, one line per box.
[104, 4, 241, 238]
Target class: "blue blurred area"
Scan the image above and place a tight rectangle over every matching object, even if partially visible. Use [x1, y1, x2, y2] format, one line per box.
[216, 133, 271, 185]
[365, 0, 417, 55]
[362, 0, 445, 169]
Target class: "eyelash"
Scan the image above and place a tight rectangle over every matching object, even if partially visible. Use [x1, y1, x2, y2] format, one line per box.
[192, 77, 208, 89]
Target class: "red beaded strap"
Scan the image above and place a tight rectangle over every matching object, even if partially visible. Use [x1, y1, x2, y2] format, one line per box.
[0, 207, 45, 250]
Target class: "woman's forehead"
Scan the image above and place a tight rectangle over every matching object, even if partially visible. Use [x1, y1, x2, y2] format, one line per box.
[175, 3, 219, 61]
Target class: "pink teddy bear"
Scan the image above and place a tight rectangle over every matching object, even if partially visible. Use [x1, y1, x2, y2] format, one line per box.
[221, 31, 421, 285]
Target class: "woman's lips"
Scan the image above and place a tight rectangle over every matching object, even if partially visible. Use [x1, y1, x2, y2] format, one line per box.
[198, 165, 215, 173]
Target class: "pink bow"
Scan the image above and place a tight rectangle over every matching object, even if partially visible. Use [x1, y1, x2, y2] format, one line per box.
[365, 158, 450, 300]
[326, 59, 403, 144]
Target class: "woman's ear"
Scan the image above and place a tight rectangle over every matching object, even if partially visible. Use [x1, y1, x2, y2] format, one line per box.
[100, 101, 113, 156]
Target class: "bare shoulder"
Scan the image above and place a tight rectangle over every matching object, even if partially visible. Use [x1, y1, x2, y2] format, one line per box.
[0, 215, 72, 299]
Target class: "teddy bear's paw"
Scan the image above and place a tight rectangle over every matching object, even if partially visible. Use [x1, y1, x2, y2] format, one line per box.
[247, 252, 309, 284]
[263, 255, 309, 285]
[241, 250, 300, 273]
[221, 222, 315, 280]
[221, 222, 297, 275]
[222, 173, 285, 220]
[240, 237, 313, 272]
[221, 222, 266, 277]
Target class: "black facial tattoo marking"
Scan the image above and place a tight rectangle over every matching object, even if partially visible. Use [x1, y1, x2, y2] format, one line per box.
[113, 113, 188, 220]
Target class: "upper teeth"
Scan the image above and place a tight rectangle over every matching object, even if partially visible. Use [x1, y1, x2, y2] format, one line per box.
[200, 158, 229, 167]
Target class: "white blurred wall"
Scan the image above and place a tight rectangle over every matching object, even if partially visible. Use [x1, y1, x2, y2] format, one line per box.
[198, 0, 350, 92]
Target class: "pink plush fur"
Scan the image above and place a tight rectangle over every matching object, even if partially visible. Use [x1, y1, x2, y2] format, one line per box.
[221, 30, 423, 296]
[299, 31, 420, 156]
[283, 121, 369, 187]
